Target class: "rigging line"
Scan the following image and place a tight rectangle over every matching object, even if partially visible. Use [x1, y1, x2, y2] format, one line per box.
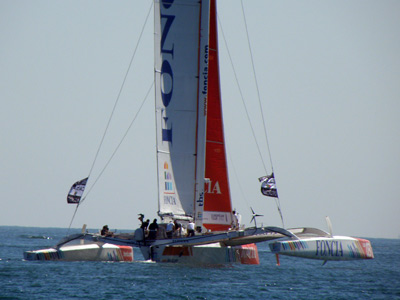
[217, 15, 268, 173]
[67, 81, 153, 231]
[226, 146, 250, 209]
[87, 1, 153, 179]
[275, 198, 285, 228]
[240, 0, 274, 173]
[219, 3, 284, 228]
[67, 203, 80, 235]
[241, 2, 285, 228]
[80, 81, 154, 204]
[66, 2, 153, 233]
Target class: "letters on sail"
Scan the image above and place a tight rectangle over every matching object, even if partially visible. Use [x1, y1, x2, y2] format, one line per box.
[259, 173, 278, 198]
[67, 177, 88, 204]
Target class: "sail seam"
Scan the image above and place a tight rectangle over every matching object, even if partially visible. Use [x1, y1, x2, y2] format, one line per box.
[206, 140, 223, 145]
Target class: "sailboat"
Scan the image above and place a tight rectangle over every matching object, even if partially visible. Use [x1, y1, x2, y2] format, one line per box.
[24, 0, 282, 264]
[24, 0, 374, 264]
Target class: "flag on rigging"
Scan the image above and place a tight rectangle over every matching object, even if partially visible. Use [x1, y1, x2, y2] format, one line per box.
[258, 173, 278, 198]
[67, 177, 88, 204]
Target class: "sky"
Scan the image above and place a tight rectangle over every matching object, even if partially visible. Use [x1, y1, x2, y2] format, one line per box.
[1, 0, 399, 239]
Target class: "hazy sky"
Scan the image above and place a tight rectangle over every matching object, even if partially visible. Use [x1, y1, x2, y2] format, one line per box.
[1, 0, 399, 239]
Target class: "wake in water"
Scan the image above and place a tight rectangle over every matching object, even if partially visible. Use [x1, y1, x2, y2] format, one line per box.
[20, 235, 52, 240]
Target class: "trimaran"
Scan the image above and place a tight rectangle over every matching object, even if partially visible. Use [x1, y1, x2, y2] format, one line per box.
[24, 0, 374, 265]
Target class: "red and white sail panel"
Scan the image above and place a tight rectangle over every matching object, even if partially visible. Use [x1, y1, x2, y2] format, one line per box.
[202, 0, 233, 231]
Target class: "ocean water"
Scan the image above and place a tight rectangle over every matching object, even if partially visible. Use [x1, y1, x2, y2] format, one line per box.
[0, 226, 399, 300]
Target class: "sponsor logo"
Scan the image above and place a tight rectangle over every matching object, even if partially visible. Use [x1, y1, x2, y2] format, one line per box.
[163, 161, 174, 194]
[162, 116, 172, 143]
[201, 45, 209, 116]
[164, 195, 177, 205]
[315, 240, 344, 257]
[196, 192, 204, 207]
[205, 180, 221, 194]
[163, 159, 176, 203]
[160, 0, 175, 143]
[211, 213, 226, 222]
[201, 45, 209, 96]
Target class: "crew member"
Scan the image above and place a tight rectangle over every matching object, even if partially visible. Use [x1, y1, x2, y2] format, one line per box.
[148, 219, 159, 240]
[101, 225, 113, 237]
[187, 221, 195, 237]
[166, 220, 174, 238]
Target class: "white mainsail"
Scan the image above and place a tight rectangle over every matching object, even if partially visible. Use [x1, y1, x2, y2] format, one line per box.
[155, 0, 209, 221]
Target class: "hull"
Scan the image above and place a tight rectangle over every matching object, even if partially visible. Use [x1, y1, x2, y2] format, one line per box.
[146, 243, 259, 265]
[23, 227, 280, 263]
[269, 236, 374, 261]
[24, 234, 133, 262]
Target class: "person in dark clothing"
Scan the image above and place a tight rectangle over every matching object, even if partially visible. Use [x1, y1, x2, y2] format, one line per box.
[148, 219, 159, 240]
[141, 219, 150, 230]
[138, 214, 144, 225]
[174, 220, 182, 237]
[101, 225, 113, 237]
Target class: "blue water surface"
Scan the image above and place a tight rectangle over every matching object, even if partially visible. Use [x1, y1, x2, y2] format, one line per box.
[0, 226, 399, 299]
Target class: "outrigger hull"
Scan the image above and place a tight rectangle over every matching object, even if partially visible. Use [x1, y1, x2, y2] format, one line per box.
[269, 236, 374, 261]
[23, 234, 133, 262]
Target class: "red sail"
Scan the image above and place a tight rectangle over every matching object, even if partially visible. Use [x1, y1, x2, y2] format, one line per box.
[203, 0, 233, 231]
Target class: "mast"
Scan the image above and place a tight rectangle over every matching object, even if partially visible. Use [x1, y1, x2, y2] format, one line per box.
[194, 0, 210, 229]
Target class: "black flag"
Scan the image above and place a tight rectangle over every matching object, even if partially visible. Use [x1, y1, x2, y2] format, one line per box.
[67, 177, 88, 204]
[258, 173, 278, 198]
